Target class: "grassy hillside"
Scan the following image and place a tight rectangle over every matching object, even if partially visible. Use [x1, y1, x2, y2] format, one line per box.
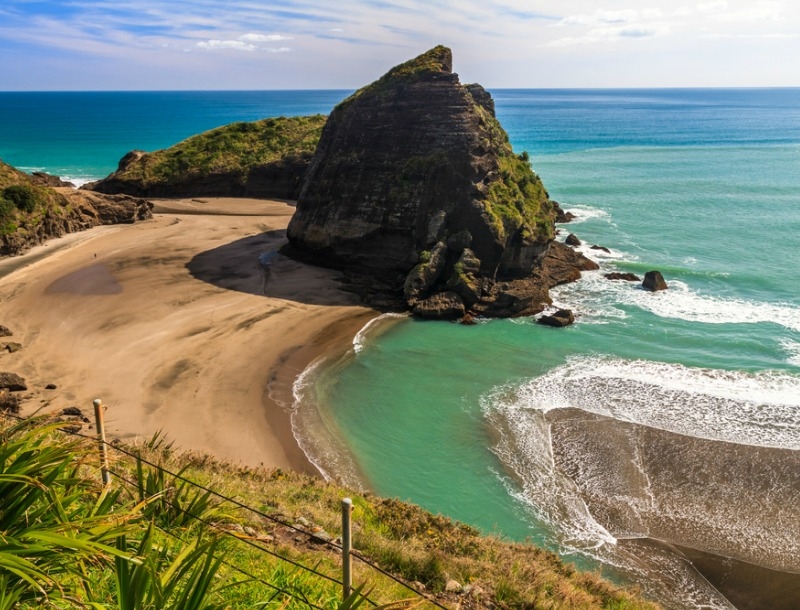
[91, 115, 326, 197]
[0, 415, 659, 609]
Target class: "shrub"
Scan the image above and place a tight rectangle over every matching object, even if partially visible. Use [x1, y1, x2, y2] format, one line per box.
[2, 185, 39, 213]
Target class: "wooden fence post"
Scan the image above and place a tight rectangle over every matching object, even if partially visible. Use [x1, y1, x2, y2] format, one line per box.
[342, 497, 353, 601]
[93, 398, 110, 486]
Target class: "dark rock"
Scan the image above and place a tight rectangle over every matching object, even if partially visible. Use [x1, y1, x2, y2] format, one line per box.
[0, 326, 11, 337]
[285, 46, 579, 318]
[62, 406, 90, 423]
[446, 248, 482, 306]
[553, 201, 575, 223]
[446, 230, 472, 252]
[643, 270, 668, 291]
[565, 233, 581, 247]
[426, 211, 447, 245]
[404, 242, 448, 304]
[412, 291, 465, 319]
[459, 313, 477, 325]
[538, 309, 575, 327]
[0, 389, 20, 413]
[604, 272, 641, 282]
[4, 342, 22, 353]
[45, 383, 57, 390]
[29, 171, 75, 188]
[0, 372, 27, 392]
[590, 244, 611, 254]
[539, 241, 599, 287]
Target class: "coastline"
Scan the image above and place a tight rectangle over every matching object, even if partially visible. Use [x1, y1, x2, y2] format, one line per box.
[0, 197, 375, 473]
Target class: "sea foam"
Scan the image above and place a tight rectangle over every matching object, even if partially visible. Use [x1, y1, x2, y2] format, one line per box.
[487, 356, 800, 450]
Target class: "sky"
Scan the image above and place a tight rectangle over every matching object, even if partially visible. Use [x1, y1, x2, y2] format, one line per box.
[0, 1, 798, 91]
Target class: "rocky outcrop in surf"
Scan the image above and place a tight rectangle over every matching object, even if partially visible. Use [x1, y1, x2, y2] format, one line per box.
[284, 46, 596, 319]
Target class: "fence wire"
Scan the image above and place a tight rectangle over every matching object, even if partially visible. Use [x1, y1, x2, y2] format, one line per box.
[0, 411, 451, 610]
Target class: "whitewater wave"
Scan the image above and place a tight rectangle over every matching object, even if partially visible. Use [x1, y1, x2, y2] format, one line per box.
[18, 166, 98, 188]
[353, 312, 407, 354]
[482, 356, 800, 608]
[558, 203, 611, 225]
[552, 269, 800, 332]
[781, 338, 800, 367]
[486, 355, 800, 450]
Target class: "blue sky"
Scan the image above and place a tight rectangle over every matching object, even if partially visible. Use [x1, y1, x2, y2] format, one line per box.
[1, 1, 797, 90]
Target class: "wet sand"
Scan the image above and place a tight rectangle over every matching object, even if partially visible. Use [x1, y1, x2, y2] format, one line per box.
[0, 198, 376, 472]
[547, 408, 800, 608]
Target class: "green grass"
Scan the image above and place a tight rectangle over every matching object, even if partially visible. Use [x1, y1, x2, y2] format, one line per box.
[1, 416, 660, 610]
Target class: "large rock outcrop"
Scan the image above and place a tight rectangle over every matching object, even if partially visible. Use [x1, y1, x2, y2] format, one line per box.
[0, 160, 152, 257]
[285, 46, 594, 318]
[85, 115, 325, 199]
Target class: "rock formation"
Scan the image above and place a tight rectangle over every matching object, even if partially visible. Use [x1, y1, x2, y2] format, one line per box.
[285, 46, 595, 318]
[538, 309, 575, 327]
[605, 272, 641, 282]
[0, 372, 27, 392]
[1, 160, 152, 256]
[643, 270, 668, 291]
[86, 115, 326, 199]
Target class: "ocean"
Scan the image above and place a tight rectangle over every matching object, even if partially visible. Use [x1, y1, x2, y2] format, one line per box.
[2, 88, 799, 609]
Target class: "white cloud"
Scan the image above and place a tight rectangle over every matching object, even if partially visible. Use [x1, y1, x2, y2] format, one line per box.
[239, 33, 293, 43]
[196, 32, 294, 52]
[197, 39, 256, 51]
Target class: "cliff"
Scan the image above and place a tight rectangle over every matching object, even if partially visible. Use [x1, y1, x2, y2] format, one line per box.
[285, 46, 595, 318]
[85, 115, 325, 199]
[0, 160, 152, 257]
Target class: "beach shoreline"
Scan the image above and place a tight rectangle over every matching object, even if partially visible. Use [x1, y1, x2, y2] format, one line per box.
[0, 197, 376, 474]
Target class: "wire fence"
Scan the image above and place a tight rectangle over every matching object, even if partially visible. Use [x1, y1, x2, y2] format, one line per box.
[0, 405, 451, 610]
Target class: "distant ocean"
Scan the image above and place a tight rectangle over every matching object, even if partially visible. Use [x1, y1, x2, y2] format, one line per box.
[2, 89, 799, 609]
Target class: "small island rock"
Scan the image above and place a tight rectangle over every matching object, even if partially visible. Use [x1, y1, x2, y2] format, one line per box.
[643, 270, 668, 291]
[605, 272, 641, 282]
[538, 309, 575, 327]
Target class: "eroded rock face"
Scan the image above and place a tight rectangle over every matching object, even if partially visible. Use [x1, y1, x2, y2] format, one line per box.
[285, 46, 594, 318]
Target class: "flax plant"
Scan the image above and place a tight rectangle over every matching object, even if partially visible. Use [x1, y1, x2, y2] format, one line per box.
[0, 418, 135, 608]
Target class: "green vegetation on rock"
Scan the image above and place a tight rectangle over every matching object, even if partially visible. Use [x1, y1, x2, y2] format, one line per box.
[111, 115, 326, 186]
[334, 45, 452, 114]
[473, 104, 554, 244]
[0, 161, 64, 238]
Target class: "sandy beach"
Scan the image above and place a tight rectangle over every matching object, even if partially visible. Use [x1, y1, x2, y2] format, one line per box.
[0, 198, 376, 473]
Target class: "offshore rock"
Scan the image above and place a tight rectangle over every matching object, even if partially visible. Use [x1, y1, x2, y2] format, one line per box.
[538, 309, 575, 327]
[605, 272, 641, 282]
[285, 46, 594, 319]
[643, 270, 668, 291]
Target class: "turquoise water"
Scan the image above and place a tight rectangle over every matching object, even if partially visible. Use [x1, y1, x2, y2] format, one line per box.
[0, 90, 347, 184]
[295, 90, 800, 608]
[3, 89, 799, 608]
